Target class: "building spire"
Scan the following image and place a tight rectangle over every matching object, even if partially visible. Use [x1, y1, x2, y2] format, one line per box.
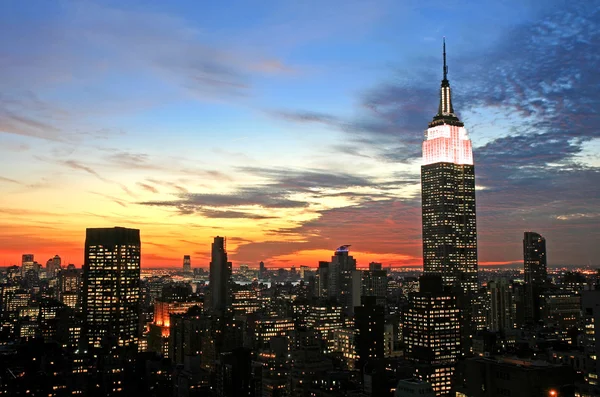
[430, 38, 462, 127]
[443, 37, 448, 82]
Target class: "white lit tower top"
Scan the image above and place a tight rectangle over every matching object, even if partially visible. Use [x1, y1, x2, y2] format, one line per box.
[423, 39, 473, 166]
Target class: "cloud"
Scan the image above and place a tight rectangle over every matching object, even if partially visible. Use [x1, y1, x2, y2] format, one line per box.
[137, 182, 159, 194]
[63, 160, 110, 183]
[0, 176, 22, 185]
[199, 209, 276, 220]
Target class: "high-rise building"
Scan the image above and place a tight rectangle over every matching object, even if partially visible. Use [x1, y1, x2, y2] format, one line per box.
[488, 279, 514, 333]
[82, 227, 141, 350]
[355, 296, 385, 372]
[315, 261, 329, 298]
[327, 245, 359, 316]
[421, 40, 478, 295]
[58, 267, 80, 310]
[209, 236, 232, 314]
[362, 265, 388, 307]
[21, 254, 35, 277]
[259, 261, 266, 280]
[46, 255, 62, 278]
[183, 255, 191, 274]
[404, 275, 460, 396]
[523, 231, 547, 324]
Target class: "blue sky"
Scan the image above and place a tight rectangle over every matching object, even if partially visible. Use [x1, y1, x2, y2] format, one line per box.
[0, 0, 598, 267]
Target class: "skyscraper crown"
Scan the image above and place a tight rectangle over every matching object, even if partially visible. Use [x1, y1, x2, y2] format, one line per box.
[429, 38, 463, 128]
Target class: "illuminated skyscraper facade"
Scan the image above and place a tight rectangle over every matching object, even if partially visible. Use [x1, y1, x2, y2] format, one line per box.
[327, 245, 360, 316]
[421, 40, 478, 295]
[82, 227, 141, 350]
[209, 236, 232, 314]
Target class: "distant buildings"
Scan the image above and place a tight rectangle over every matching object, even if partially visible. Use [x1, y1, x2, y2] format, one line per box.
[82, 226, 141, 350]
[488, 279, 514, 333]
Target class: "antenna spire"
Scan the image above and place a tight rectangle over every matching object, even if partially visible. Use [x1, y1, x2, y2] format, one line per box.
[443, 37, 448, 81]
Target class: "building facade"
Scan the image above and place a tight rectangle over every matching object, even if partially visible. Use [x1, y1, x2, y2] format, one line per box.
[82, 227, 141, 350]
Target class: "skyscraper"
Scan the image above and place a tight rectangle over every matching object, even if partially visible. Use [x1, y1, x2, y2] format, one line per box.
[46, 255, 62, 278]
[488, 278, 514, 333]
[21, 254, 35, 277]
[327, 245, 360, 316]
[404, 275, 460, 396]
[523, 231, 547, 324]
[209, 236, 232, 314]
[82, 227, 141, 349]
[421, 40, 478, 294]
[183, 255, 192, 274]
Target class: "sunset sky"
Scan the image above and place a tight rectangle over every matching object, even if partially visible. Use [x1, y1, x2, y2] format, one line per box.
[1, 0, 599, 268]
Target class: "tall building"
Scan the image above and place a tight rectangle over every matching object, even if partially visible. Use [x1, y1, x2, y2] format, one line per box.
[355, 296, 385, 372]
[327, 245, 359, 316]
[404, 275, 460, 396]
[21, 254, 35, 277]
[523, 231, 547, 324]
[362, 264, 387, 307]
[58, 267, 80, 310]
[209, 236, 232, 314]
[183, 255, 191, 274]
[82, 227, 141, 350]
[421, 40, 478, 294]
[46, 255, 62, 278]
[315, 261, 329, 298]
[259, 261, 266, 280]
[488, 279, 514, 333]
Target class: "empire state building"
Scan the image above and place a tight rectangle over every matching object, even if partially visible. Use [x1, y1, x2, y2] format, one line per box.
[421, 40, 478, 295]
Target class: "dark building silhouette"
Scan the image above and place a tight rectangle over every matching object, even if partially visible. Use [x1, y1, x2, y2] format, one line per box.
[454, 356, 575, 397]
[82, 227, 141, 350]
[523, 231, 547, 324]
[355, 296, 385, 372]
[183, 255, 191, 274]
[209, 236, 232, 314]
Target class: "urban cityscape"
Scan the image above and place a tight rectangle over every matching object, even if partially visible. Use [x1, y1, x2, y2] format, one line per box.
[1, 1, 599, 397]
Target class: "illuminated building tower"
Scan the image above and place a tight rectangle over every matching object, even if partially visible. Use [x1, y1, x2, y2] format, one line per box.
[403, 275, 460, 396]
[523, 231, 547, 324]
[46, 255, 62, 278]
[305, 300, 343, 352]
[183, 255, 192, 274]
[58, 267, 80, 310]
[327, 245, 360, 316]
[362, 263, 388, 307]
[209, 236, 232, 314]
[82, 227, 141, 350]
[21, 254, 35, 277]
[421, 39, 478, 295]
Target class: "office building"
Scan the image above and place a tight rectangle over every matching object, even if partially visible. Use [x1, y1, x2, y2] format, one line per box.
[46, 255, 62, 279]
[523, 231, 547, 324]
[82, 227, 141, 349]
[404, 275, 460, 396]
[183, 255, 191, 274]
[315, 261, 329, 298]
[362, 264, 388, 307]
[58, 267, 80, 310]
[209, 236, 232, 314]
[488, 279, 514, 333]
[327, 245, 359, 316]
[355, 296, 385, 372]
[21, 254, 35, 277]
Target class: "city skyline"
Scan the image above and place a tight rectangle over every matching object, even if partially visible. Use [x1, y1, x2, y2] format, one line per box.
[1, 0, 599, 268]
